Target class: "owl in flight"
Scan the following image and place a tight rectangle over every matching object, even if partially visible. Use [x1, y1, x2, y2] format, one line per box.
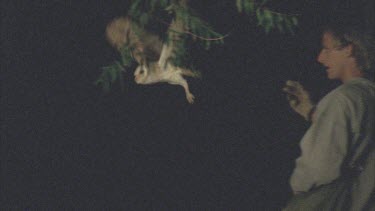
[106, 17, 200, 104]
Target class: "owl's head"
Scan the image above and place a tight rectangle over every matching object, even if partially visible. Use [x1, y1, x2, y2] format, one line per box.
[134, 65, 148, 84]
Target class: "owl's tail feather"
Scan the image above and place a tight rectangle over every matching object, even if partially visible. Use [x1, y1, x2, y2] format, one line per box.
[181, 69, 202, 79]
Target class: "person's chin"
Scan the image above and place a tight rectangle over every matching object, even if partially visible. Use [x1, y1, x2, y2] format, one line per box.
[326, 69, 337, 79]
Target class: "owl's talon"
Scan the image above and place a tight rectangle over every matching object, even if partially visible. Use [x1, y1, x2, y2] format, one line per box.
[187, 93, 195, 104]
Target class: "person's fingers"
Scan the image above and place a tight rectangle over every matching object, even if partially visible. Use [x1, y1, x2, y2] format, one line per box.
[287, 94, 299, 106]
[286, 80, 304, 91]
[290, 99, 299, 108]
[283, 85, 300, 96]
[286, 80, 300, 87]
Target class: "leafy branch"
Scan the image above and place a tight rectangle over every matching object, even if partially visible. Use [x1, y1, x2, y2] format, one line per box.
[236, 0, 299, 34]
[96, 0, 301, 92]
[95, 46, 133, 92]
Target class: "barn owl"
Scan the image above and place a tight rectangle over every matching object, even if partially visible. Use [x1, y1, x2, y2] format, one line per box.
[134, 19, 200, 104]
[134, 58, 199, 104]
[106, 17, 200, 104]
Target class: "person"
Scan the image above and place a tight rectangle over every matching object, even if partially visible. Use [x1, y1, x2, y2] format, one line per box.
[282, 24, 375, 210]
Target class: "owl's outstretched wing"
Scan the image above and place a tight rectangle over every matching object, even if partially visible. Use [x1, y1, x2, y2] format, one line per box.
[158, 18, 185, 70]
[106, 17, 163, 65]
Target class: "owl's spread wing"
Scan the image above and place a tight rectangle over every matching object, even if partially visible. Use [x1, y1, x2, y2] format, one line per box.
[158, 19, 185, 71]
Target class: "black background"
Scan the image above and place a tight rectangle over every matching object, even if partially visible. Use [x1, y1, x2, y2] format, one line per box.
[2, 0, 370, 210]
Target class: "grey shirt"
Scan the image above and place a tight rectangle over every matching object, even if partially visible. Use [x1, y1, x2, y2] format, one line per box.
[290, 77, 375, 210]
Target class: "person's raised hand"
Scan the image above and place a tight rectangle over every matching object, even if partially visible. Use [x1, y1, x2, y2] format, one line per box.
[283, 80, 315, 121]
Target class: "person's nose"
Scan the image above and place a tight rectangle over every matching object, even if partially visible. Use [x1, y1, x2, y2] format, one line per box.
[317, 50, 324, 64]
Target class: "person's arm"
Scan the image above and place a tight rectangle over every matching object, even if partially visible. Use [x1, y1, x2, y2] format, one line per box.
[290, 93, 350, 193]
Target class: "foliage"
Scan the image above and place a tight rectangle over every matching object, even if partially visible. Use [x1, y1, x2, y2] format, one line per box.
[128, 0, 226, 48]
[95, 62, 124, 92]
[236, 0, 299, 34]
[95, 46, 133, 91]
[97, 0, 300, 91]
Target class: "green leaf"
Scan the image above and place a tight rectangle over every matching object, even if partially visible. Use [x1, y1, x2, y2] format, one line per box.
[189, 18, 197, 34]
[139, 13, 149, 26]
[204, 40, 211, 50]
[264, 9, 274, 28]
[256, 9, 263, 26]
[236, 0, 243, 12]
[118, 68, 124, 91]
[292, 16, 298, 25]
[277, 23, 284, 33]
[130, 0, 141, 11]
[244, 0, 254, 13]
[94, 78, 103, 86]
[109, 69, 117, 83]
[129, 0, 142, 17]
[96, 60, 125, 92]
[115, 61, 123, 71]
[284, 17, 295, 34]
[265, 23, 272, 34]
[263, 10, 272, 22]
[150, 0, 157, 8]
[275, 13, 283, 23]
[120, 46, 133, 66]
[160, 0, 168, 7]
[103, 80, 110, 92]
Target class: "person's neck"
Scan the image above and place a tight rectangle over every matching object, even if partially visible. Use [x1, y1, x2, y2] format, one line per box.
[341, 63, 363, 83]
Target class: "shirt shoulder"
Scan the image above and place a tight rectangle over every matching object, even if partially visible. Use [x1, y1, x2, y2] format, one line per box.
[318, 78, 375, 109]
[337, 78, 375, 97]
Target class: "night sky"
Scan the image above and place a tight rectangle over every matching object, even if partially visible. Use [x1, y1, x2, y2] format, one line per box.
[3, 0, 370, 210]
